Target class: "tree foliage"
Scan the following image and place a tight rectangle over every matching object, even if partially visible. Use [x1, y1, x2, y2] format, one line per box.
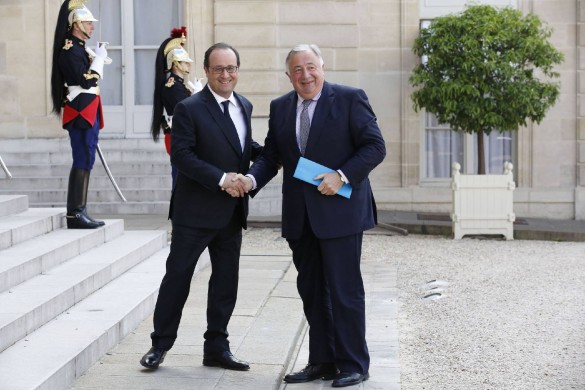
[409, 5, 564, 174]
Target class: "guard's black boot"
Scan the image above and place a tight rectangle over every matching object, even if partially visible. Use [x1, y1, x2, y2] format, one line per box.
[66, 168, 101, 229]
[80, 169, 105, 226]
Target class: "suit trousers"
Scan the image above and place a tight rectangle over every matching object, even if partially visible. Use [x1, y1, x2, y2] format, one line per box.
[287, 216, 370, 374]
[150, 210, 243, 353]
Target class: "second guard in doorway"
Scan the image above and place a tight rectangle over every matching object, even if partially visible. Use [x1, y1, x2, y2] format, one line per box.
[150, 26, 202, 189]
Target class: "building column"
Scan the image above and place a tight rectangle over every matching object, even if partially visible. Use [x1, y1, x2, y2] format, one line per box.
[577, 0, 585, 219]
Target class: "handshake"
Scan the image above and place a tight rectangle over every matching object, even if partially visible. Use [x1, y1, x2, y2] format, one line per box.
[221, 173, 253, 198]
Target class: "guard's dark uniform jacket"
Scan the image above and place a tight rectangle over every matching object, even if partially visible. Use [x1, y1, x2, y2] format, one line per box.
[59, 35, 104, 131]
[161, 73, 192, 154]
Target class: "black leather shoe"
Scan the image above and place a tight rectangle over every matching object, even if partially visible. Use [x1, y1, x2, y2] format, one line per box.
[140, 347, 167, 369]
[66, 211, 101, 229]
[81, 207, 105, 226]
[283, 363, 338, 383]
[202, 351, 250, 371]
[332, 372, 369, 387]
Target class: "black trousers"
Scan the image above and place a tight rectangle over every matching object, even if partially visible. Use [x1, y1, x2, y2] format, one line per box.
[150, 211, 242, 354]
[287, 218, 370, 374]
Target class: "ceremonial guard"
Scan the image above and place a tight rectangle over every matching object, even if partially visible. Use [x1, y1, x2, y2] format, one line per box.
[150, 27, 201, 188]
[50, 0, 110, 229]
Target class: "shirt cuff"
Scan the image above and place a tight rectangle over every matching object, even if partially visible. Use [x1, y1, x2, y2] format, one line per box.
[219, 173, 226, 187]
[246, 174, 257, 190]
[337, 169, 349, 184]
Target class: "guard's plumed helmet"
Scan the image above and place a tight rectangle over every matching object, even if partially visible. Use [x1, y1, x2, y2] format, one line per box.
[163, 26, 193, 71]
[67, 0, 98, 26]
[150, 27, 194, 142]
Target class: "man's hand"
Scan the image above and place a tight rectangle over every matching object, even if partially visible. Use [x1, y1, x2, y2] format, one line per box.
[315, 172, 343, 196]
[235, 174, 254, 192]
[222, 172, 247, 197]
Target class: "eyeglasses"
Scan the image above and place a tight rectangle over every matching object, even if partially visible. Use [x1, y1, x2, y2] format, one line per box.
[210, 66, 238, 74]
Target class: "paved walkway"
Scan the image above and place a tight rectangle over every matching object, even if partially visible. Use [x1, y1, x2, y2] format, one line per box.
[71, 215, 400, 390]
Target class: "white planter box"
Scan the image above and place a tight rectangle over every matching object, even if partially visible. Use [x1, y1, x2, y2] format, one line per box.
[451, 162, 516, 240]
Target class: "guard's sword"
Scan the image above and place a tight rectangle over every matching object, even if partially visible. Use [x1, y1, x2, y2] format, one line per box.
[96, 144, 127, 202]
[0, 153, 12, 179]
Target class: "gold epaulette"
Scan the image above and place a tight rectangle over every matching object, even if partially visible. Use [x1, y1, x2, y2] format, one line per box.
[84, 71, 100, 80]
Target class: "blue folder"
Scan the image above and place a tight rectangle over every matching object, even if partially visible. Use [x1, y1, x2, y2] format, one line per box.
[293, 157, 352, 199]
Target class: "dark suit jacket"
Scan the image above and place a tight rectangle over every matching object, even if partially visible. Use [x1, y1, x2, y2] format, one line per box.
[249, 81, 386, 239]
[169, 85, 262, 230]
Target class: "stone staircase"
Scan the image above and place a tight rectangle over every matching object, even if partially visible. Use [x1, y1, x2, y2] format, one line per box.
[0, 138, 173, 215]
[0, 138, 282, 217]
[0, 194, 172, 389]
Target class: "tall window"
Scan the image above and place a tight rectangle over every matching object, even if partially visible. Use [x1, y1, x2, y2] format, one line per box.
[85, 0, 182, 137]
[420, 19, 515, 179]
[133, 0, 181, 105]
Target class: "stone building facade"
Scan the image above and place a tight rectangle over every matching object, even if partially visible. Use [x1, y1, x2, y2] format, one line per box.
[0, 0, 583, 220]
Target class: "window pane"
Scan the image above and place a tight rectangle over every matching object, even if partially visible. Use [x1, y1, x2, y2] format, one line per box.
[426, 113, 450, 128]
[87, 0, 122, 46]
[424, 111, 515, 177]
[473, 131, 514, 174]
[134, 0, 180, 46]
[135, 49, 156, 105]
[100, 49, 123, 105]
[425, 128, 464, 178]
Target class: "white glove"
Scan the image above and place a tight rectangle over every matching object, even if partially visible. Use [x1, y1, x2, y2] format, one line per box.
[89, 42, 106, 78]
[186, 79, 203, 94]
[94, 42, 108, 59]
[193, 79, 204, 93]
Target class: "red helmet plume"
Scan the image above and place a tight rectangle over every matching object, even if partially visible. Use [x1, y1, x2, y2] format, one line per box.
[170, 26, 187, 41]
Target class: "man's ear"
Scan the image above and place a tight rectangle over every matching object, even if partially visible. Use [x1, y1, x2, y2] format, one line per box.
[285, 72, 292, 83]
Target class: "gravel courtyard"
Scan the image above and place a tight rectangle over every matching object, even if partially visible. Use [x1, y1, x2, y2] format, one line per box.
[244, 228, 585, 390]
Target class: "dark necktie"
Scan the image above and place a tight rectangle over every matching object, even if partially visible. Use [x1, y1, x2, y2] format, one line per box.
[222, 100, 232, 120]
[299, 99, 312, 155]
[222, 100, 242, 151]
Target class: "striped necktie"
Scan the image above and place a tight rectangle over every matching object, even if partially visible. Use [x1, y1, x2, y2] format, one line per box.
[299, 99, 312, 155]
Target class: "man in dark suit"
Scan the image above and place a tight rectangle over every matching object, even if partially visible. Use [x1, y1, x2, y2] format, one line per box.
[238, 44, 386, 387]
[140, 42, 262, 371]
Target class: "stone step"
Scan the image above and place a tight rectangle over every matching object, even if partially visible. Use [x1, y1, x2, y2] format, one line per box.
[1, 150, 170, 165]
[0, 219, 124, 293]
[0, 246, 172, 390]
[0, 191, 279, 217]
[3, 162, 172, 177]
[0, 229, 167, 354]
[1, 175, 172, 190]
[17, 202, 170, 216]
[0, 138, 167, 153]
[0, 207, 65, 250]
[0, 188, 172, 203]
[0, 195, 28, 217]
[82, 201, 170, 215]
